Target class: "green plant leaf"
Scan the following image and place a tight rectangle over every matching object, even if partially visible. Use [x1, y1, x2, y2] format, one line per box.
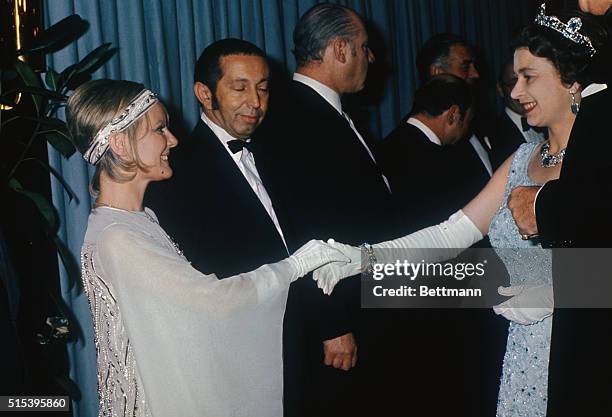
[2, 115, 66, 129]
[45, 69, 60, 91]
[57, 64, 77, 92]
[14, 60, 44, 115]
[22, 158, 79, 203]
[30, 116, 66, 128]
[43, 131, 76, 157]
[51, 235, 81, 292]
[75, 43, 112, 74]
[1, 67, 18, 82]
[8, 178, 57, 230]
[0, 96, 16, 106]
[1, 86, 66, 101]
[17, 15, 87, 54]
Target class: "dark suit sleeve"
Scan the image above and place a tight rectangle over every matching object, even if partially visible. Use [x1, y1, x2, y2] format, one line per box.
[535, 90, 612, 248]
[540, 88, 612, 414]
[534, 180, 565, 245]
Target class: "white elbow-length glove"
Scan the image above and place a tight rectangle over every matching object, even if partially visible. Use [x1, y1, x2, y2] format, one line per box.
[312, 210, 483, 295]
[493, 284, 553, 325]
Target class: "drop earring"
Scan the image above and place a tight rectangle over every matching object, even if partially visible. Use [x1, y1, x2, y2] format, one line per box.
[570, 90, 580, 114]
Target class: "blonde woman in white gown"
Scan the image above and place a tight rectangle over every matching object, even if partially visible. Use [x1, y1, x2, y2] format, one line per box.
[71, 79, 348, 417]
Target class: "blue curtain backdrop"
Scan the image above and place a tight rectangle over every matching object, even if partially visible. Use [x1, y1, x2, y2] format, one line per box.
[44, 1, 536, 416]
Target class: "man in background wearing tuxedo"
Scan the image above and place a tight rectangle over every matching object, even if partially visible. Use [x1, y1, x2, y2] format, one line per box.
[254, 3, 399, 415]
[414, 33, 509, 416]
[416, 33, 493, 192]
[378, 74, 475, 230]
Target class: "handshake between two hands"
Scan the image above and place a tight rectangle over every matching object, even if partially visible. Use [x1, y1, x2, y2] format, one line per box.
[288, 239, 363, 294]
[291, 239, 554, 326]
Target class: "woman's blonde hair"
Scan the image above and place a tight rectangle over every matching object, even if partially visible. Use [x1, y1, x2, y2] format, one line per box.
[67, 79, 154, 193]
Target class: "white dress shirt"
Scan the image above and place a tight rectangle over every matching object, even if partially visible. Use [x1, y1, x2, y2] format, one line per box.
[293, 73, 391, 192]
[406, 117, 442, 145]
[409, 115, 492, 177]
[469, 134, 493, 177]
[201, 112, 288, 251]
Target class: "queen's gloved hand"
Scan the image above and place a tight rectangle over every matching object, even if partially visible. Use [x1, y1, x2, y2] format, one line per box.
[493, 284, 553, 325]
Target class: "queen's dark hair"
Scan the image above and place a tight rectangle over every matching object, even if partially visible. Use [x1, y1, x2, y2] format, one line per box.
[513, 10, 610, 86]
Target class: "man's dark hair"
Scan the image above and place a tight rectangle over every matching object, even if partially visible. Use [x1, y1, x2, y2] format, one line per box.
[416, 33, 471, 83]
[293, 3, 360, 67]
[194, 38, 267, 92]
[411, 74, 474, 120]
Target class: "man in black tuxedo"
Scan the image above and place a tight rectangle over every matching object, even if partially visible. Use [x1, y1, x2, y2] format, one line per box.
[254, 4, 399, 415]
[377, 74, 508, 416]
[378, 74, 475, 231]
[414, 35, 511, 417]
[490, 59, 546, 170]
[508, 2, 612, 414]
[146, 39, 303, 414]
[416, 33, 493, 191]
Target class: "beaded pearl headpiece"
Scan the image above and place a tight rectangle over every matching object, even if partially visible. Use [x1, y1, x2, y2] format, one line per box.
[82, 89, 158, 165]
[534, 3, 597, 57]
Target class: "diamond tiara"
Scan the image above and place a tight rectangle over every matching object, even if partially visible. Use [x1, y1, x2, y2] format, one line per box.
[534, 3, 597, 57]
[83, 89, 158, 165]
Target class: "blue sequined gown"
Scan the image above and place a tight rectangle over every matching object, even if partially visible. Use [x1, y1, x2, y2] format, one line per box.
[488, 142, 552, 417]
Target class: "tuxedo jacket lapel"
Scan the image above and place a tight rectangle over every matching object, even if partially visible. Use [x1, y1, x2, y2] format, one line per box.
[195, 121, 286, 243]
[150, 120, 288, 278]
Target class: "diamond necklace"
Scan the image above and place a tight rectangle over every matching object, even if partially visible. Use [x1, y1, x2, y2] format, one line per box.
[540, 141, 566, 168]
[95, 202, 158, 223]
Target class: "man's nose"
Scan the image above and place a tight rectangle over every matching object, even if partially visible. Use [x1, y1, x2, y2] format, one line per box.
[469, 64, 480, 80]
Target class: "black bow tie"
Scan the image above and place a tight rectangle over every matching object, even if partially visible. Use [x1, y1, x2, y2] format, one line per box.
[520, 117, 547, 136]
[227, 139, 252, 154]
[520, 117, 532, 132]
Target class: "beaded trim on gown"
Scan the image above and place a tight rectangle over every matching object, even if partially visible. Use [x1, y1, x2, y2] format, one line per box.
[488, 142, 552, 417]
[81, 206, 290, 417]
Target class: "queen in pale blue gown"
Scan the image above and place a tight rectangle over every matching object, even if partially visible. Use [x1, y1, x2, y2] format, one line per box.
[489, 142, 551, 417]
[310, 5, 606, 416]
[484, 6, 606, 414]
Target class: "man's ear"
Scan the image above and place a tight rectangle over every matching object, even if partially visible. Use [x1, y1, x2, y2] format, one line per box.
[108, 132, 131, 160]
[447, 104, 461, 125]
[430, 65, 445, 77]
[332, 37, 349, 64]
[496, 81, 504, 98]
[194, 82, 214, 110]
